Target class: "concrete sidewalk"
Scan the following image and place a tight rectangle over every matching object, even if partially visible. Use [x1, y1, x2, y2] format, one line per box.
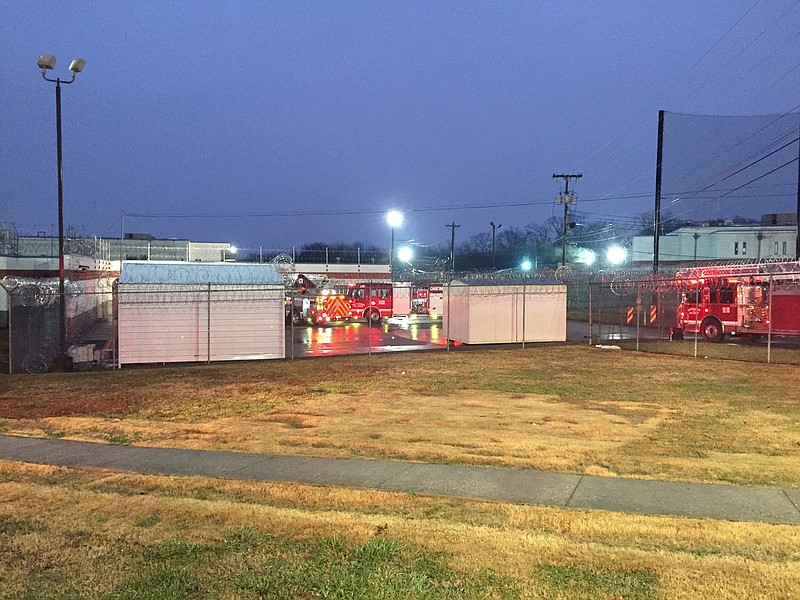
[1, 435, 798, 524]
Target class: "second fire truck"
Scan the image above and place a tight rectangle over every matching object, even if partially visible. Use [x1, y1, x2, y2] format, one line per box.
[675, 262, 800, 342]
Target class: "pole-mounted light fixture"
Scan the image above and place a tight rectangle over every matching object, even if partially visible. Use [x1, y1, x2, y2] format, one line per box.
[38, 53, 86, 371]
[386, 210, 403, 278]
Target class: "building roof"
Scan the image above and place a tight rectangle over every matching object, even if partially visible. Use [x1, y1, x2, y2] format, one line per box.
[119, 261, 283, 285]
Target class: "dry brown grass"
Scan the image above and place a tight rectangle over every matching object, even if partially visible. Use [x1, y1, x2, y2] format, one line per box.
[0, 460, 798, 599]
[1, 347, 799, 487]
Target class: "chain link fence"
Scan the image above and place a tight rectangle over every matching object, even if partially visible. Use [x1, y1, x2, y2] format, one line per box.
[6, 278, 114, 374]
[564, 264, 800, 364]
[6, 262, 800, 373]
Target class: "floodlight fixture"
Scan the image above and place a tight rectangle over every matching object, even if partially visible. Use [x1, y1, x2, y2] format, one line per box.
[37, 54, 56, 72]
[69, 58, 86, 73]
[397, 246, 413, 263]
[577, 248, 596, 266]
[386, 210, 403, 228]
[606, 245, 627, 265]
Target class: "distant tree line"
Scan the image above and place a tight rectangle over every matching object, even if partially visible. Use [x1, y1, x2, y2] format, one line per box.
[238, 210, 750, 271]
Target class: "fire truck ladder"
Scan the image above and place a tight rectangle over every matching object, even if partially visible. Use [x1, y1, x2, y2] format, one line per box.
[676, 260, 800, 280]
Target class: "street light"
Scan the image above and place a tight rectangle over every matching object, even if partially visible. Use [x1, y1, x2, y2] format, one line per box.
[386, 210, 403, 278]
[606, 245, 627, 266]
[397, 245, 414, 263]
[38, 53, 86, 371]
[222, 245, 238, 261]
[490, 221, 502, 270]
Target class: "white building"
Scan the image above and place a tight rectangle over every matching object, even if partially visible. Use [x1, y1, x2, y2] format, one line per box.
[110, 233, 233, 262]
[633, 223, 797, 267]
[443, 279, 567, 344]
[116, 262, 285, 366]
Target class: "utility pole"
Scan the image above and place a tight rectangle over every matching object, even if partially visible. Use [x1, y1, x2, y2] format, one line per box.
[654, 109, 665, 273]
[553, 173, 582, 267]
[490, 221, 502, 270]
[795, 123, 800, 259]
[446, 222, 460, 272]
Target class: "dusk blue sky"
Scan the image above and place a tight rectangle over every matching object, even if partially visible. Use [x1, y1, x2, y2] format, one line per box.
[2, 1, 798, 254]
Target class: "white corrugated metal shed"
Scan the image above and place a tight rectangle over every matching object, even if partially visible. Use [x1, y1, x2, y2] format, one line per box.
[442, 278, 566, 344]
[117, 262, 285, 366]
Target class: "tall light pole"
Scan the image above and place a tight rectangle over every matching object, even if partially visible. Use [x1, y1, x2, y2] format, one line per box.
[38, 54, 86, 371]
[553, 173, 582, 267]
[386, 210, 403, 279]
[446, 222, 460, 273]
[490, 221, 502, 270]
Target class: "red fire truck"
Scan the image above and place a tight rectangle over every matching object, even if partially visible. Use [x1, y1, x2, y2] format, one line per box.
[675, 262, 800, 342]
[344, 282, 393, 323]
[286, 278, 393, 325]
[286, 275, 445, 326]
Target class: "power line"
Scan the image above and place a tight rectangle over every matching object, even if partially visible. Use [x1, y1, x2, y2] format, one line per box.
[719, 157, 799, 198]
[696, 136, 799, 192]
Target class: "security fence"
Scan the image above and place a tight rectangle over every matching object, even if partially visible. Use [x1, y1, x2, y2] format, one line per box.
[5, 263, 800, 373]
[6, 278, 114, 374]
[564, 264, 800, 365]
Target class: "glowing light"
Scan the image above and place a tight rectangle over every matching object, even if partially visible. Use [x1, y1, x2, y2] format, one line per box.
[397, 246, 413, 263]
[577, 249, 596, 266]
[229, 245, 238, 254]
[606, 245, 626, 265]
[520, 259, 533, 271]
[386, 210, 403, 228]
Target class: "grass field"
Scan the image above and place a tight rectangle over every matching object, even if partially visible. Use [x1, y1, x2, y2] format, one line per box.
[1, 346, 799, 598]
[1, 346, 798, 488]
[1, 460, 799, 599]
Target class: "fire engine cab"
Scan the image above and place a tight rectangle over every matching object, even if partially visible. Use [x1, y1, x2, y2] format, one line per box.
[345, 282, 392, 323]
[286, 277, 393, 325]
[676, 262, 800, 342]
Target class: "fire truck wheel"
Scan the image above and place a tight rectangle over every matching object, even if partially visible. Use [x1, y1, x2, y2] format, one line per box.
[365, 308, 381, 324]
[700, 317, 723, 343]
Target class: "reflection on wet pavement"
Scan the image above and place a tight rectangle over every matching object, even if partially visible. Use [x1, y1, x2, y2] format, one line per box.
[285, 317, 445, 358]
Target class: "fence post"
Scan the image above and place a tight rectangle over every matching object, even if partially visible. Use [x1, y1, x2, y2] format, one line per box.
[290, 288, 295, 360]
[636, 282, 641, 352]
[767, 274, 773, 364]
[368, 285, 372, 356]
[588, 278, 593, 346]
[207, 283, 211, 364]
[446, 281, 451, 352]
[598, 275, 603, 342]
[521, 280, 526, 349]
[693, 278, 699, 358]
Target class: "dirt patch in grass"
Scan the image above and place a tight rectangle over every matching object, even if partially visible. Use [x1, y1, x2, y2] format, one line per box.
[0, 461, 798, 599]
[1, 347, 799, 487]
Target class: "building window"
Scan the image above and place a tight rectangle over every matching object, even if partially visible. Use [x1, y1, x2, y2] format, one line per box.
[742, 241, 747, 255]
[734, 242, 739, 255]
[783, 241, 787, 255]
[775, 242, 780, 255]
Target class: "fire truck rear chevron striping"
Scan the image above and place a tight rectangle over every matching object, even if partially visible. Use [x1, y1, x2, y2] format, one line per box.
[285, 275, 443, 325]
[675, 261, 800, 342]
